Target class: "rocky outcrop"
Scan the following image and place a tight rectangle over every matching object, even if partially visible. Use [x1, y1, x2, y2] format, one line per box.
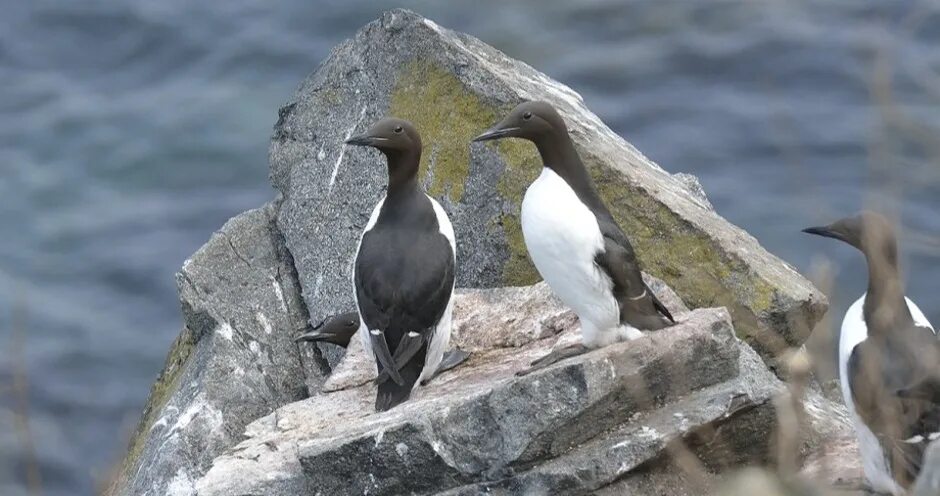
[271, 9, 826, 376]
[110, 9, 836, 496]
[106, 205, 322, 496]
[194, 282, 785, 496]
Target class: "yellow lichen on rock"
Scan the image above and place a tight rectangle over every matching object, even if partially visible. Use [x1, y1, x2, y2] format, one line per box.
[494, 138, 541, 285]
[390, 60, 497, 203]
[388, 58, 793, 354]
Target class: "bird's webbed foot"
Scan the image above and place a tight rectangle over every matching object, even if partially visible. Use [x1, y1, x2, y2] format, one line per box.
[516, 344, 590, 377]
[420, 349, 471, 386]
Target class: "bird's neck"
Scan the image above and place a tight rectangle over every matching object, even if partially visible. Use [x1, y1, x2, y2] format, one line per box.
[863, 248, 913, 334]
[384, 150, 421, 198]
[534, 132, 603, 208]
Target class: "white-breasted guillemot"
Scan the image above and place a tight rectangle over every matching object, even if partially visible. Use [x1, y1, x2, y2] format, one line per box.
[345, 118, 459, 411]
[804, 211, 940, 494]
[474, 101, 674, 374]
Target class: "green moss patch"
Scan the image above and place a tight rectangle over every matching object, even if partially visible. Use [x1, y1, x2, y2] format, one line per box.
[494, 139, 541, 285]
[389, 59, 545, 284]
[390, 60, 496, 203]
[386, 58, 791, 353]
[583, 149, 785, 350]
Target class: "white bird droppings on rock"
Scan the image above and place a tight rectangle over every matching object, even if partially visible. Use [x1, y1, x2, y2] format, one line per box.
[395, 443, 409, 459]
[217, 323, 234, 341]
[166, 469, 196, 496]
[271, 276, 287, 313]
[256, 312, 273, 335]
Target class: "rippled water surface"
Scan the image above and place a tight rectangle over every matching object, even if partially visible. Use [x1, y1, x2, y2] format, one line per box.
[2, 1, 940, 494]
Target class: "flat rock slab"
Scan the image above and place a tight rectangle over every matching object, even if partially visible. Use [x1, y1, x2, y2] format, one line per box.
[322, 274, 687, 393]
[441, 346, 782, 495]
[195, 307, 784, 496]
[271, 9, 827, 375]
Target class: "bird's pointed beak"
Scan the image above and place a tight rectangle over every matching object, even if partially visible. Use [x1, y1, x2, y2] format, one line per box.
[294, 329, 325, 343]
[293, 317, 327, 343]
[472, 125, 519, 142]
[345, 134, 381, 147]
[802, 225, 844, 242]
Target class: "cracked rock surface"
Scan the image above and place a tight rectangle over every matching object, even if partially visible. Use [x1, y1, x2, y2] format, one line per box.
[194, 295, 783, 496]
[107, 204, 319, 496]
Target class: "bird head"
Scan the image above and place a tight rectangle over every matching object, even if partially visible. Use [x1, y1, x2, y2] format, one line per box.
[473, 101, 566, 144]
[346, 118, 421, 157]
[802, 211, 898, 260]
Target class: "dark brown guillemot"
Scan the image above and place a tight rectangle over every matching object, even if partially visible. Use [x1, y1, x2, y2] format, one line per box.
[345, 118, 459, 411]
[804, 211, 940, 494]
[473, 101, 674, 374]
[294, 312, 360, 347]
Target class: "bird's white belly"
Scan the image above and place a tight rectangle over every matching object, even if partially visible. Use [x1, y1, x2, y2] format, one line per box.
[521, 168, 620, 347]
[420, 196, 456, 384]
[355, 198, 385, 362]
[839, 295, 935, 495]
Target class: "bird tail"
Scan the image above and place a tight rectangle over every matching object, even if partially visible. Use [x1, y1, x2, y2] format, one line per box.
[375, 353, 426, 412]
[647, 285, 675, 325]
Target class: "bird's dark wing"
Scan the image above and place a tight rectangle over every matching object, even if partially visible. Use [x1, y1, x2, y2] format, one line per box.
[848, 328, 940, 487]
[355, 228, 455, 384]
[594, 229, 674, 330]
[648, 288, 675, 324]
[373, 331, 429, 385]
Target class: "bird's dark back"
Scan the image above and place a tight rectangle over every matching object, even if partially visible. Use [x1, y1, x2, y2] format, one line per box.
[851, 325, 940, 488]
[355, 191, 454, 349]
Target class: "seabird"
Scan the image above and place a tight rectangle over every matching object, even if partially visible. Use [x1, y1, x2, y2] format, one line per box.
[294, 311, 360, 347]
[294, 311, 470, 382]
[803, 211, 940, 494]
[345, 117, 458, 411]
[473, 101, 674, 374]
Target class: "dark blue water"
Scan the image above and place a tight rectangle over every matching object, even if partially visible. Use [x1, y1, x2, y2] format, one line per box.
[2, 1, 939, 494]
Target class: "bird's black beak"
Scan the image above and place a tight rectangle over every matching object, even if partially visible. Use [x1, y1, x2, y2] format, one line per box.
[294, 329, 324, 343]
[472, 125, 519, 142]
[293, 317, 326, 343]
[345, 134, 382, 147]
[802, 225, 845, 242]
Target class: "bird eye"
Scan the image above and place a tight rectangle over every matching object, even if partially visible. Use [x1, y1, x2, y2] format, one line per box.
[394, 126, 403, 134]
[523, 111, 533, 120]
[346, 320, 355, 326]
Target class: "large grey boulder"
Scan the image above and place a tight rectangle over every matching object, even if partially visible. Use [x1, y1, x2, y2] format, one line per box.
[193, 279, 787, 495]
[111, 9, 836, 495]
[106, 205, 322, 496]
[271, 9, 827, 374]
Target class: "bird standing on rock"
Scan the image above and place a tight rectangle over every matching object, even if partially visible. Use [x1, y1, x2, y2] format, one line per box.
[473, 101, 674, 375]
[803, 211, 940, 495]
[345, 118, 459, 411]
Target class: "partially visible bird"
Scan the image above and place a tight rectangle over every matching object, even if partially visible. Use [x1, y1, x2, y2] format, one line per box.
[295, 312, 360, 347]
[345, 118, 459, 411]
[474, 101, 674, 374]
[804, 211, 940, 494]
